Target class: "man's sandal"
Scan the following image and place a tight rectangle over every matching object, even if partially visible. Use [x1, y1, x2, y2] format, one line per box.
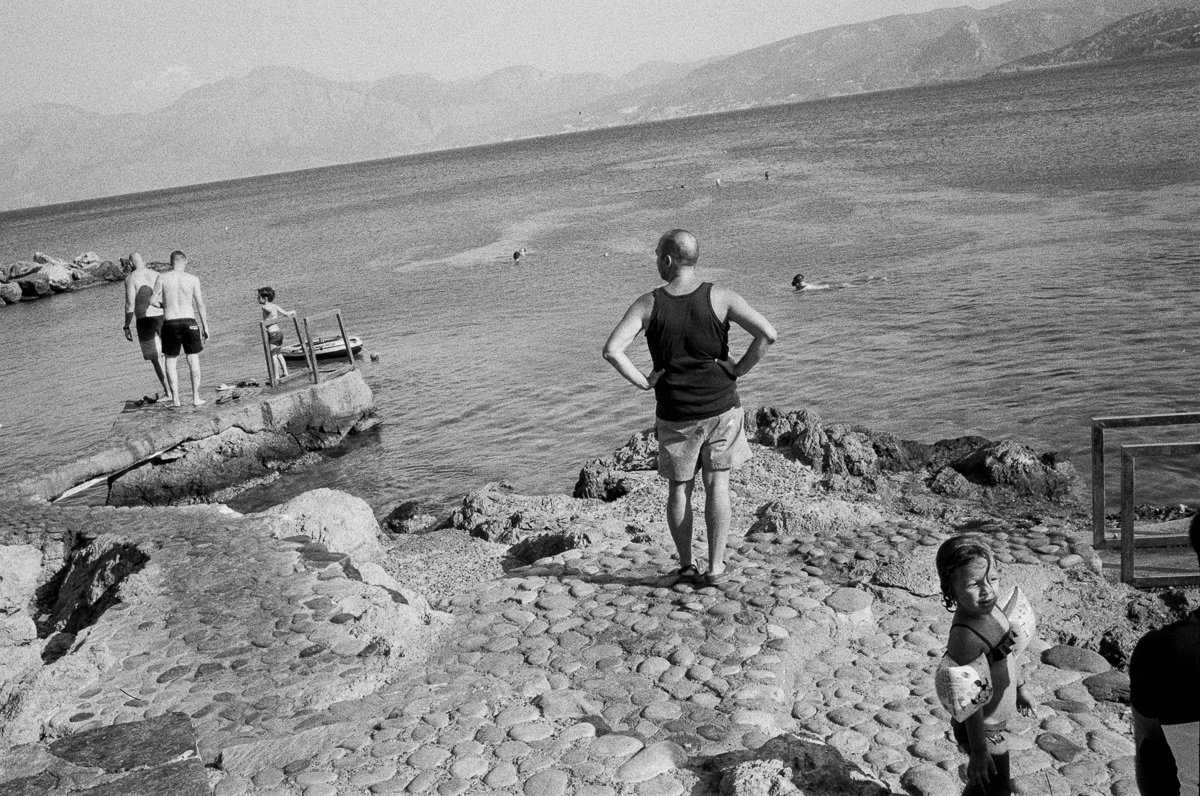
[673, 564, 701, 583]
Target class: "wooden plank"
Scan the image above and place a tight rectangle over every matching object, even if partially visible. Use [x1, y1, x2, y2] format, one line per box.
[1129, 534, 1192, 548]
[1118, 441, 1200, 456]
[1120, 452, 1136, 585]
[335, 311, 355, 369]
[302, 317, 320, 384]
[1093, 412, 1200, 429]
[291, 315, 312, 381]
[1131, 574, 1200, 588]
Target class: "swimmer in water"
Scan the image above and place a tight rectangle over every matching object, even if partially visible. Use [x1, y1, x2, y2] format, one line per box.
[513, 248, 527, 263]
[792, 273, 831, 291]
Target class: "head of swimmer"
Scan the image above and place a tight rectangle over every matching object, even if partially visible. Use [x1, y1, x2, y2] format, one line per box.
[792, 273, 807, 290]
[655, 229, 699, 282]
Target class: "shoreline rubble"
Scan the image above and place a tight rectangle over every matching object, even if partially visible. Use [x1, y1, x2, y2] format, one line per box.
[0, 252, 170, 307]
[1, 404, 1196, 795]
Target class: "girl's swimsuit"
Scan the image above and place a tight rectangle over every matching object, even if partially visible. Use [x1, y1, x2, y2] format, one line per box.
[949, 613, 1019, 735]
[951, 622, 1017, 664]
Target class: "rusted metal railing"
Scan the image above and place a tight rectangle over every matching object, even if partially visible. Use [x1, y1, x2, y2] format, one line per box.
[1090, 412, 1200, 548]
[1118, 441, 1200, 588]
[260, 309, 356, 387]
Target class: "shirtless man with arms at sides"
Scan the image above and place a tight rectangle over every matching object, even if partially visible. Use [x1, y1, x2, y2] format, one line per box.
[604, 229, 778, 584]
[122, 252, 171, 402]
[152, 250, 211, 407]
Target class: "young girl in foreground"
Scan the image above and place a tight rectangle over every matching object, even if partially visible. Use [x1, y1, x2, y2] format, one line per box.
[936, 535, 1036, 796]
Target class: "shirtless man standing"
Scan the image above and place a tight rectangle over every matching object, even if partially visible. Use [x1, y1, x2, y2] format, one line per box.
[122, 252, 171, 401]
[152, 250, 210, 407]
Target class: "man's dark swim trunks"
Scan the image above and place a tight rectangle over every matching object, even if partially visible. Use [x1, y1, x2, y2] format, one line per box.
[161, 318, 203, 356]
[135, 316, 163, 361]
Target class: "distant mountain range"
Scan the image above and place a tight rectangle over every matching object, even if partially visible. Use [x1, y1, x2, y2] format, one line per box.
[2, 0, 1199, 212]
[1005, 5, 1200, 68]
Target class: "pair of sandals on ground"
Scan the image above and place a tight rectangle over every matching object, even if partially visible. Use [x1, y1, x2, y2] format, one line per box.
[673, 563, 727, 586]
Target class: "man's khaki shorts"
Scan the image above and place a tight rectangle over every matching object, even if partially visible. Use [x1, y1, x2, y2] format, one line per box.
[656, 406, 751, 481]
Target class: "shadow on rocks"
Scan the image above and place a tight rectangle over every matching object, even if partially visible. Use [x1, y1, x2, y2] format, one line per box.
[694, 732, 895, 795]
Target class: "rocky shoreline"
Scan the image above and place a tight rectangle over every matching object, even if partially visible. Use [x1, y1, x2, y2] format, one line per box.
[1, 406, 1197, 795]
[0, 252, 169, 306]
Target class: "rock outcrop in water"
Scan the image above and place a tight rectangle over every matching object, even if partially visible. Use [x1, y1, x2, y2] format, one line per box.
[0, 252, 129, 306]
[576, 406, 1079, 508]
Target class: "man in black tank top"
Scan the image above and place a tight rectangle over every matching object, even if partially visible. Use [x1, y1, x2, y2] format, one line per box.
[1130, 515, 1200, 794]
[603, 229, 778, 584]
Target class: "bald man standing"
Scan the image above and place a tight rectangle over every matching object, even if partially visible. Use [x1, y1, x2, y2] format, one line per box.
[122, 252, 171, 402]
[604, 229, 777, 585]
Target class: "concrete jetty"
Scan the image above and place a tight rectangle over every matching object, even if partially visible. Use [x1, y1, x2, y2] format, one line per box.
[15, 369, 375, 506]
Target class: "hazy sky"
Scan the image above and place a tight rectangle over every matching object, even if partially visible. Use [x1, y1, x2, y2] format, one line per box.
[3, 0, 1004, 114]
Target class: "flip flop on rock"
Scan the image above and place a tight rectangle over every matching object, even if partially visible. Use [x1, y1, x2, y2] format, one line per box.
[673, 564, 701, 583]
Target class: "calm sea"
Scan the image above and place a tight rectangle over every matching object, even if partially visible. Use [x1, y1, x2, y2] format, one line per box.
[2, 53, 1199, 515]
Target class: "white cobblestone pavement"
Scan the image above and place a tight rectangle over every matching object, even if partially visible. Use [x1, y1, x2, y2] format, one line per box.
[0, 445, 1162, 796]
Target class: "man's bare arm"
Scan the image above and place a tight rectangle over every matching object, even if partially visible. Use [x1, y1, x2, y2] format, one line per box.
[603, 294, 661, 390]
[193, 280, 210, 339]
[724, 291, 778, 378]
[1132, 706, 1178, 793]
[123, 279, 136, 339]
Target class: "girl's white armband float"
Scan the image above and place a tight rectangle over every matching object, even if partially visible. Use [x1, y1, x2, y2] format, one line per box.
[934, 585, 1037, 722]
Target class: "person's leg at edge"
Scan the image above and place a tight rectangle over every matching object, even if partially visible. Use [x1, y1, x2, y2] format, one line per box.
[666, 478, 695, 569]
[186, 353, 206, 406]
[151, 351, 171, 400]
[701, 467, 731, 576]
[165, 356, 182, 407]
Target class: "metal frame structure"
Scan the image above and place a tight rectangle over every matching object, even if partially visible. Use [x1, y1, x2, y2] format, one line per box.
[1090, 412, 1200, 547]
[1118, 441, 1200, 588]
[260, 309, 356, 387]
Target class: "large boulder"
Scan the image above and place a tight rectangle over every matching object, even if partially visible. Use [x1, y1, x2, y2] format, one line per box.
[85, 261, 125, 282]
[507, 528, 592, 564]
[17, 262, 72, 293]
[711, 732, 888, 795]
[789, 409, 828, 468]
[15, 272, 54, 298]
[574, 459, 632, 501]
[0, 545, 43, 614]
[928, 466, 979, 499]
[1, 261, 41, 281]
[574, 428, 659, 500]
[265, 488, 385, 562]
[68, 267, 98, 288]
[380, 500, 436, 535]
[32, 252, 69, 268]
[824, 424, 878, 477]
[611, 428, 658, 470]
[0, 282, 22, 304]
[950, 439, 1077, 500]
[750, 406, 801, 447]
[448, 482, 604, 545]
